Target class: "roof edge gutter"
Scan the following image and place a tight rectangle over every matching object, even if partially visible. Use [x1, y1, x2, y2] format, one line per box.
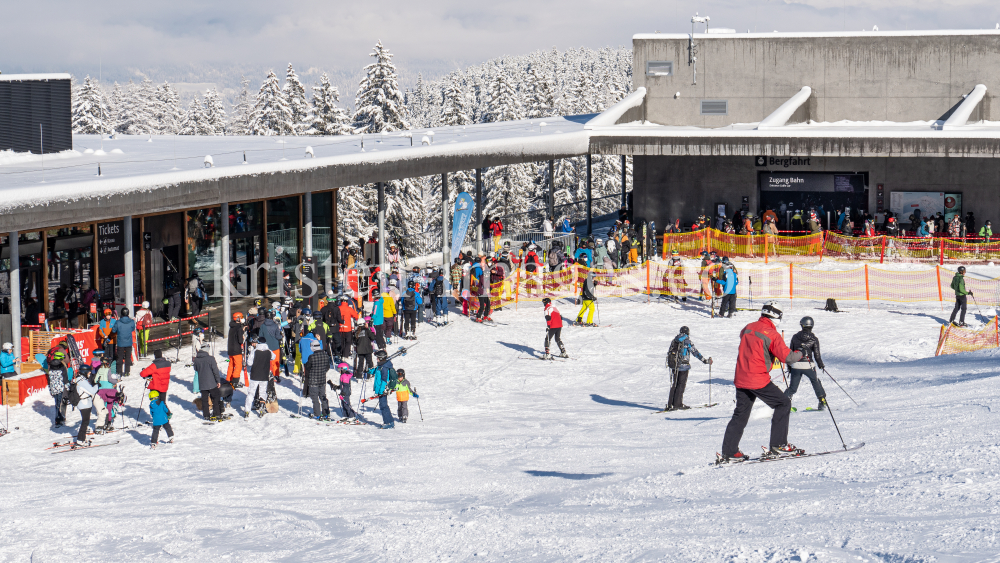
[942, 84, 987, 130]
[757, 86, 812, 129]
[585, 87, 646, 129]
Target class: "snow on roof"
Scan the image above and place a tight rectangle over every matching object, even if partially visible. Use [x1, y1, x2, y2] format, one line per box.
[0, 73, 72, 82]
[593, 119, 1000, 138]
[633, 29, 1000, 40]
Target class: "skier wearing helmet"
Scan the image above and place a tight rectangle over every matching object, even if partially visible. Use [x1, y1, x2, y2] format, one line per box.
[787, 317, 828, 411]
[717, 301, 804, 464]
[135, 301, 154, 357]
[664, 326, 712, 411]
[949, 266, 971, 327]
[227, 312, 247, 386]
[542, 298, 567, 359]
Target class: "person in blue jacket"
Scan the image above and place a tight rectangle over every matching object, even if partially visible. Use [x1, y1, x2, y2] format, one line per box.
[370, 292, 386, 351]
[714, 259, 739, 318]
[1, 342, 16, 378]
[398, 280, 423, 339]
[574, 244, 593, 267]
[147, 390, 174, 449]
[560, 218, 574, 233]
[112, 307, 136, 377]
[372, 349, 396, 429]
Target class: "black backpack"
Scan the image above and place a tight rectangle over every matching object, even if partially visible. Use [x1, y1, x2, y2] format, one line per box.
[667, 338, 681, 369]
[68, 381, 81, 408]
[824, 298, 840, 313]
[404, 290, 416, 311]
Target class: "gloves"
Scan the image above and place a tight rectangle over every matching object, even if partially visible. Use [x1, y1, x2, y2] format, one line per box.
[705, 358, 713, 365]
[969, 291, 974, 296]
[818, 364, 825, 371]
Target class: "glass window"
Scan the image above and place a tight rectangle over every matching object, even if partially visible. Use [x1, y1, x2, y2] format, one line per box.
[230, 202, 262, 234]
[187, 207, 222, 302]
[267, 197, 299, 291]
[646, 61, 673, 76]
[312, 192, 333, 292]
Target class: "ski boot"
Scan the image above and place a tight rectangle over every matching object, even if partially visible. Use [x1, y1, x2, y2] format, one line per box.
[678, 404, 691, 410]
[762, 443, 805, 460]
[664, 404, 674, 412]
[558, 349, 569, 358]
[817, 398, 827, 411]
[575, 317, 583, 325]
[715, 451, 748, 465]
[400, 418, 407, 423]
[71, 439, 92, 450]
[542, 349, 551, 360]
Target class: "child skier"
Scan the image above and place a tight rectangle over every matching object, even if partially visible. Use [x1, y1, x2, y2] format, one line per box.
[787, 317, 828, 411]
[542, 297, 568, 359]
[148, 390, 174, 449]
[665, 326, 712, 411]
[394, 369, 418, 423]
[333, 362, 357, 421]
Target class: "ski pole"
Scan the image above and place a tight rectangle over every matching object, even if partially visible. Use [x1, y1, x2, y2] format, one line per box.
[822, 368, 860, 406]
[821, 398, 848, 450]
[133, 379, 150, 429]
[596, 300, 601, 326]
[749, 276, 753, 310]
[415, 393, 423, 422]
[971, 293, 986, 322]
[778, 362, 788, 389]
[708, 361, 712, 404]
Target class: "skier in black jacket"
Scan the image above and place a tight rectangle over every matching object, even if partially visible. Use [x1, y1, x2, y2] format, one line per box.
[786, 316, 828, 410]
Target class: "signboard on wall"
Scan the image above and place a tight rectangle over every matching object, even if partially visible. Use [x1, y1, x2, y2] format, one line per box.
[97, 220, 125, 300]
[944, 193, 962, 223]
[761, 172, 865, 193]
[889, 192, 944, 220]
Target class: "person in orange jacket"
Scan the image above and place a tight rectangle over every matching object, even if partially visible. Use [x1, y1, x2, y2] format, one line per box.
[140, 349, 172, 401]
[337, 295, 359, 359]
[94, 309, 117, 362]
[718, 301, 804, 464]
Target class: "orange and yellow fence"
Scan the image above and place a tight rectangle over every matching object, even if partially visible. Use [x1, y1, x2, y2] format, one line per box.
[660, 229, 1000, 264]
[935, 317, 1000, 356]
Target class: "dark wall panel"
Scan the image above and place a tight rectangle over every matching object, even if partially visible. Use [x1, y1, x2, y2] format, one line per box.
[0, 78, 72, 154]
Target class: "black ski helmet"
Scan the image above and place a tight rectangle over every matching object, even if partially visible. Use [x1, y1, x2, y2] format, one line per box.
[800, 316, 815, 330]
[375, 349, 388, 361]
[958, 266, 966, 274]
[679, 326, 690, 335]
[542, 297, 551, 306]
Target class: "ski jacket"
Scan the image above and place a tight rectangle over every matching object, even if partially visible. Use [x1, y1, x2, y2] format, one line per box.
[354, 327, 374, 355]
[433, 275, 446, 297]
[338, 303, 359, 332]
[580, 272, 596, 302]
[790, 330, 824, 370]
[715, 266, 738, 295]
[192, 350, 221, 391]
[47, 367, 67, 395]
[95, 366, 118, 390]
[669, 334, 704, 370]
[734, 317, 802, 390]
[260, 319, 282, 351]
[594, 246, 609, 267]
[321, 303, 341, 328]
[149, 396, 170, 426]
[73, 376, 98, 410]
[247, 344, 273, 382]
[402, 288, 424, 311]
[981, 226, 993, 239]
[574, 248, 593, 267]
[544, 303, 563, 329]
[95, 319, 117, 347]
[304, 348, 330, 388]
[373, 360, 396, 395]
[0, 351, 15, 375]
[371, 296, 385, 326]
[395, 378, 415, 402]
[950, 273, 968, 296]
[113, 318, 137, 347]
[140, 357, 172, 393]
[227, 322, 244, 356]
[299, 333, 319, 366]
[135, 308, 154, 330]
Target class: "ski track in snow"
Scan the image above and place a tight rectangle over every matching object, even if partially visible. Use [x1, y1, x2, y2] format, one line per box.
[1, 298, 999, 562]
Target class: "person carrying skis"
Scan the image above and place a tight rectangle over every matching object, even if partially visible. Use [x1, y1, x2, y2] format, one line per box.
[260, 309, 283, 381]
[45, 348, 69, 426]
[787, 317, 828, 411]
[718, 301, 804, 464]
[371, 349, 397, 429]
[576, 266, 597, 326]
[542, 298, 568, 359]
[949, 266, 971, 327]
[394, 369, 418, 423]
[227, 312, 246, 386]
[148, 390, 174, 449]
[665, 326, 712, 411]
[140, 349, 172, 401]
[193, 344, 223, 421]
[303, 337, 332, 419]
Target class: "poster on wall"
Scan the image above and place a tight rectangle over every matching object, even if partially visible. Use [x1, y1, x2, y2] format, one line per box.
[944, 193, 962, 223]
[889, 192, 944, 221]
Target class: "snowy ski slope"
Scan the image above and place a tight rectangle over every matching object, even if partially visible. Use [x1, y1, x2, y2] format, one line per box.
[0, 295, 998, 562]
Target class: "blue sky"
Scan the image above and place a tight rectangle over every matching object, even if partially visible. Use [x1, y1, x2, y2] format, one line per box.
[3, 1, 999, 80]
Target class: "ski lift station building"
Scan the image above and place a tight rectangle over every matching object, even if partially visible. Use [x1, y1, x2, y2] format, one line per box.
[2, 29, 1000, 362]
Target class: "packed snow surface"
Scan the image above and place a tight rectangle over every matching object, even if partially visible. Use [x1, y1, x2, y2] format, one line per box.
[1, 296, 999, 562]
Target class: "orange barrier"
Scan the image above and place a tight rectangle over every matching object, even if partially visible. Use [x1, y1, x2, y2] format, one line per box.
[936, 316, 1000, 356]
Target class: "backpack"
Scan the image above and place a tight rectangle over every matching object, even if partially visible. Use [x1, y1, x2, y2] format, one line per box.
[824, 298, 840, 312]
[667, 338, 682, 369]
[404, 290, 416, 311]
[68, 381, 81, 408]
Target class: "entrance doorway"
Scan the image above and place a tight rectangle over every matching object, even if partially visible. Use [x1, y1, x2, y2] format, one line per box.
[231, 234, 262, 298]
[758, 171, 869, 231]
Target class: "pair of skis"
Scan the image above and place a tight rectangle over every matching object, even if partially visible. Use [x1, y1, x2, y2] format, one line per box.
[715, 442, 866, 466]
[49, 439, 121, 453]
[651, 402, 719, 414]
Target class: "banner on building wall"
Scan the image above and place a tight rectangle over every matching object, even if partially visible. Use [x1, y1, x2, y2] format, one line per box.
[451, 192, 475, 261]
[889, 192, 944, 221]
[944, 193, 963, 223]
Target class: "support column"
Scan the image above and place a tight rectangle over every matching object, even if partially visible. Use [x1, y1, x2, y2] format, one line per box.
[124, 216, 135, 318]
[475, 169, 483, 254]
[442, 173, 451, 285]
[304, 191, 316, 309]
[377, 182, 386, 293]
[331, 188, 339, 294]
[221, 202, 230, 339]
[10, 232, 21, 373]
[586, 154, 593, 235]
[548, 159, 555, 222]
[621, 155, 627, 209]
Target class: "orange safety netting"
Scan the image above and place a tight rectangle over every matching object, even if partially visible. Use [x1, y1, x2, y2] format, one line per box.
[935, 316, 1000, 356]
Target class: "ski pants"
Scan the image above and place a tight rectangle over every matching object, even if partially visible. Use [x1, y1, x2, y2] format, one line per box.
[244, 380, 268, 414]
[337, 332, 353, 358]
[544, 327, 564, 353]
[720, 293, 737, 317]
[116, 346, 133, 376]
[309, 385, 329, 417]
[201, 388, 222, 419]
[384, 317, 396, 340]
[226, 355, 245, 386]
[785, 368, 826, 400]
[374, 324, 386, 350]
[950, 294, 968, 324]
[93, 397, 108, 427]
[476, 296, 491, 319]
[51, 392, 64, 422]
[721, 382, 791, 457]
[138, 329, 149, 357]
[77, 407, 92, 442]
[577, 300, 595, 324]
[397, 399, 409, 421]
[403, 310, 417, 334]
[668, 368, 689, 409]
[435, 296, 448, 317]
[339, 382, 355, 418]
[378, 394, 394, 427]
[355, 353, 373, 377]
[167, 294, 182, 320]
[151, 422, 174, 443]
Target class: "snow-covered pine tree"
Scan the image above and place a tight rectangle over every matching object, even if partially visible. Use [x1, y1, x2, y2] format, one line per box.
[408, 73, 427, 128]
[283, 63, 312, 135]
[71, 76, 109, 135]
[353, 41, 410, 134]
[229, 76, 253, 136]
[153, 82, 183, 135]
[484, 163, 535, 232]
[440, 72, 470, 127]
[107, 82, 125, 135]
[179, 99, 205, 135]
[483, 68, 523, 123]
[337, 184, 377, 243]
[525, 63, 556, 119]
[249, 70, 293, 136]
[203, 87, 228, 135]
[310, 73, 353, 136]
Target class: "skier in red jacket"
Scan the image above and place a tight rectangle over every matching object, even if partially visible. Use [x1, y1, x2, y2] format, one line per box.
[542, 298, 568, 359]
[718, 301, 804, 464]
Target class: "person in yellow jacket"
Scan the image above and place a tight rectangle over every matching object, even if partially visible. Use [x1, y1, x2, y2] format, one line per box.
[381, 289, 398, 343]
[394, 369, 418, 423]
